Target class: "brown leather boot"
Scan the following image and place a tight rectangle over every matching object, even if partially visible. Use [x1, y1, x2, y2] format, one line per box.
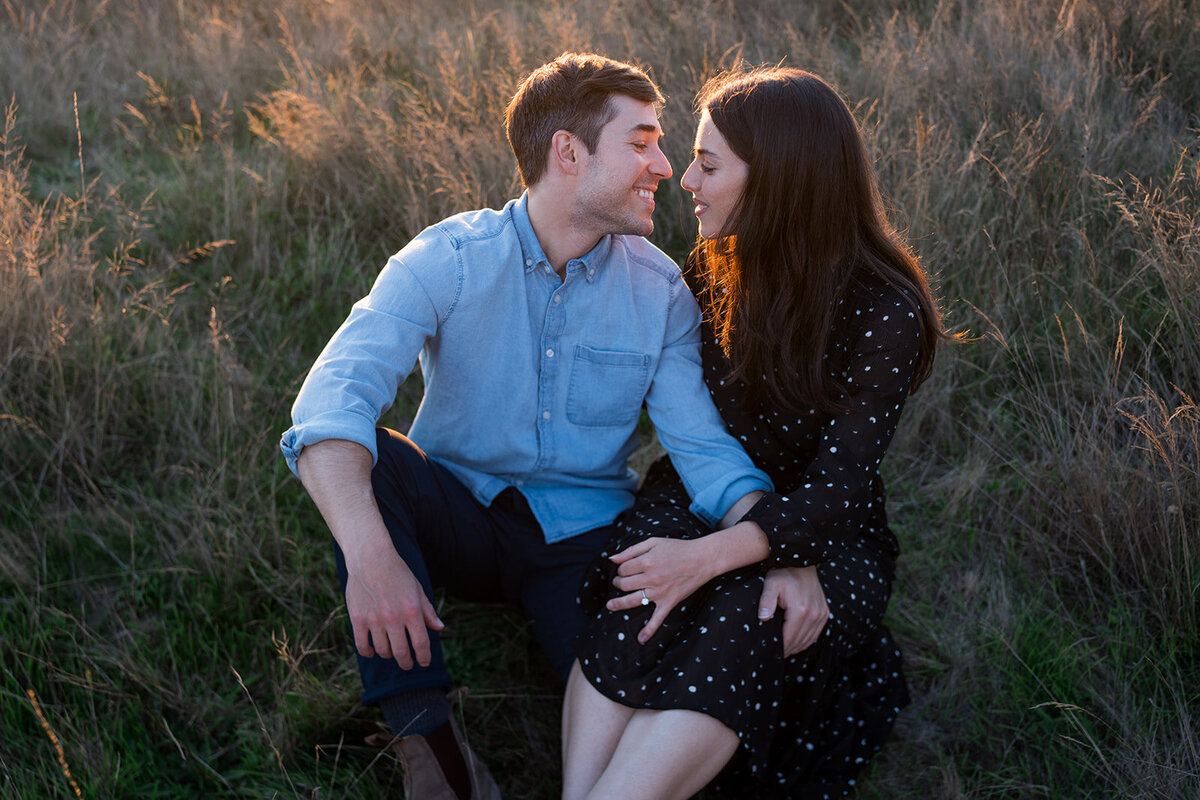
[448, 718, 502, 800]
[391, 718, 502, 800]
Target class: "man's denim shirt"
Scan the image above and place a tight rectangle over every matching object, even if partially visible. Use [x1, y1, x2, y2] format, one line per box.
[281, 194, 771, 542]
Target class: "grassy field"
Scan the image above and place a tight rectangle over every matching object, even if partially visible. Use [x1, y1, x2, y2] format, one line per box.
[1, 0, 1197, 797]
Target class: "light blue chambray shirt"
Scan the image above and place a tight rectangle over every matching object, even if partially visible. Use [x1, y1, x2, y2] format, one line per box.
[281, 194, 771, 542]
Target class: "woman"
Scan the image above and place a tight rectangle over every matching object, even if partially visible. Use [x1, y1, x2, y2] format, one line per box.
[561, 67, 949, 800]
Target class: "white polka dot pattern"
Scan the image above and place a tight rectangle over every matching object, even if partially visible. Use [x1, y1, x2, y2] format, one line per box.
[575, 276, 917, 797]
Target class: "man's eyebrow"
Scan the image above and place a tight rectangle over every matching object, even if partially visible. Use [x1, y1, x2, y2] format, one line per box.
[630, 122, 662, 135]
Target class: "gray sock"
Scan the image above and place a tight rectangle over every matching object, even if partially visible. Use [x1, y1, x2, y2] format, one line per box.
[379, 688, 451, 737]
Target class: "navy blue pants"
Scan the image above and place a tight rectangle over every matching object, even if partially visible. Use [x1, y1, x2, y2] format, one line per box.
[332, 428, 614, 705]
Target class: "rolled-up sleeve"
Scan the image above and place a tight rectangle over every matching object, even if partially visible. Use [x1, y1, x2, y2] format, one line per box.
[281, 229, 459, 476]
[643, 277, 772, 526]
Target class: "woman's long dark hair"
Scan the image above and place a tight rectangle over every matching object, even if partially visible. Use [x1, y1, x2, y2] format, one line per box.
[695, 66, 946, 414]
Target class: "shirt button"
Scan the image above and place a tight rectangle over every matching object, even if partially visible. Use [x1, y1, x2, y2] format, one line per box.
[525, 258, 532, 266]
[542, 410, 551, 420]
[553, 295, 562, 303]
[588, 269, 595, 277]
[546, 348, 554, 358]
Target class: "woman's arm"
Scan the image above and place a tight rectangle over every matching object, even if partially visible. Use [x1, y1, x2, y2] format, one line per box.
[606, 512, 769, 644]
[747, 290, 923, 652]
[608, 288, 924, 644]
[747, 290, 924, 569]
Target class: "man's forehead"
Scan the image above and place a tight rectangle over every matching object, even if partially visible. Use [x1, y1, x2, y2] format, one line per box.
[604, 95, 664, 134]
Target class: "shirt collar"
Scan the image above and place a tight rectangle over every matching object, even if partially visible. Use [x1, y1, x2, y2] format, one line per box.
[511, 192, 550, 274]
[575, 235, 612, 284]
[510, 192, 613, 283]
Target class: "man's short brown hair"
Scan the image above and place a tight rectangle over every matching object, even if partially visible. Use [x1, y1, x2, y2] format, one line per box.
[505, 53, 664, 187]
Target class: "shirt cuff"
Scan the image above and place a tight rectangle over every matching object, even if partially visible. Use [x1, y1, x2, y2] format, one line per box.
[280, 411, 380, 478]
[688, 472, 772, 528]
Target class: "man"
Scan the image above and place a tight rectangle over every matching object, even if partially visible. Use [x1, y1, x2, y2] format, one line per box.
[280, 53, 771, 799]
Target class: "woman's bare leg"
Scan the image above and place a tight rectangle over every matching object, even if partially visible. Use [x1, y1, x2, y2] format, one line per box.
[562, 660, 636, 800]
[583, 707, 738, 800]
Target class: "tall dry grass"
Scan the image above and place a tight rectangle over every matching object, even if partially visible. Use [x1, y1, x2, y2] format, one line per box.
[1, 0, 1197, 797]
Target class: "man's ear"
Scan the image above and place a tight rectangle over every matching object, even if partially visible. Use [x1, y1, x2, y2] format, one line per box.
[549, 130, 581, 176]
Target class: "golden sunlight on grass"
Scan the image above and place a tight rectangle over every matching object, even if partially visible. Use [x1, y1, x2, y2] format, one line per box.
[1, 1, 1196, 797]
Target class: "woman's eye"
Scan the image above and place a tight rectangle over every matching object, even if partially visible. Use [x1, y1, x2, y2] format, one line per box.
[701, 165, 715, 175]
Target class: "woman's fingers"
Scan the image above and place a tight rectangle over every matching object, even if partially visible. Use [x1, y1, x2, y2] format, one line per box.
[610, 538, 655, 565]
[757, 580, 782, 621]
[606, 589, 650, 612]
[788, 597, 830, 656]
[761, 566, 830, 657]
[637, 602, 672, 644]
[605, 585, 678, 645]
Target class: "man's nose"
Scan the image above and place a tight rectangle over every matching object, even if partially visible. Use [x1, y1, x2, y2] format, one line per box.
[651, 145, 672, 179]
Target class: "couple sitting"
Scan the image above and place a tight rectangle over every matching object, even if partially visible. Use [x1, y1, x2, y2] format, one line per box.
[282, 52, 945, 800]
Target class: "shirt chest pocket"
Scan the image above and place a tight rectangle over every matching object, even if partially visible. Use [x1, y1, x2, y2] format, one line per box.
[566, 345, 651, 427]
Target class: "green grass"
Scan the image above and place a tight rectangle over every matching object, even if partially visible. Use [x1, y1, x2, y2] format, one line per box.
[2, 0, 1198, 797]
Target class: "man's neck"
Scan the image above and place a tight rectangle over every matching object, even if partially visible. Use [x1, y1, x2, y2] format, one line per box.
[526, 185, 602, 278]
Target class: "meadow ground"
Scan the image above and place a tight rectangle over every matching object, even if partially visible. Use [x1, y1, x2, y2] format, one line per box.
[1, 0, 1197, 797]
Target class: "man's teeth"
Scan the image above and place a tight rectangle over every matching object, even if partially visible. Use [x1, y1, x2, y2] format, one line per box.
[635, 189, 654, 199]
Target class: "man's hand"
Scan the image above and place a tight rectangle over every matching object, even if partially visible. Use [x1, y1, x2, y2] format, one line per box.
[758, 566, 828, 656]
[296, 438, 443, 671]
[606, 537, 715, 644]
[344, 538, 443, 669]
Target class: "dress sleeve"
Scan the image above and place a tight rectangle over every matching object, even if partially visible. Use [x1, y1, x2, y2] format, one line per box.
[740, 290, 923, 569]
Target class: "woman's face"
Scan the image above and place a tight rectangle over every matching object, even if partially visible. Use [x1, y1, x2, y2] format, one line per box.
[680, 110, 748, 239]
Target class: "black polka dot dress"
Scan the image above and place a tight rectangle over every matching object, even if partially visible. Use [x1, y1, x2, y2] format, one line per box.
[575, 272, 917, 798]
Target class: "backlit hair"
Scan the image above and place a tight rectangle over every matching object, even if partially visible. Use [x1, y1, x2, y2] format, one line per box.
[695, 66, 948, 413]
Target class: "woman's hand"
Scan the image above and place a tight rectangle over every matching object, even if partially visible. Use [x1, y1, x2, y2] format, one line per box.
[758, 566, 828, 656]
[606, 537, 717, 644]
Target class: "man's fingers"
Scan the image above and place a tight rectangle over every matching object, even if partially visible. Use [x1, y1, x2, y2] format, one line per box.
[358, 608, 437, 671]
[353, 625, 375, 659]
[373, 629, 395, 660]
[405, 623, 431, 668]
[422, 595, 445, 632]
[392, 598, 442, 668]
